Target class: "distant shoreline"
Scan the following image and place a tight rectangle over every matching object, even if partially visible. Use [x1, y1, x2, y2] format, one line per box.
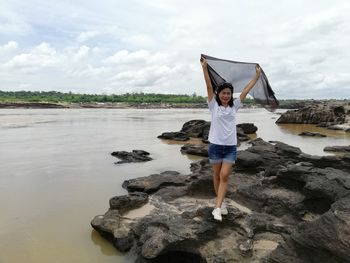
[0, 99, 349, 109]
[0, 101, 210, 109]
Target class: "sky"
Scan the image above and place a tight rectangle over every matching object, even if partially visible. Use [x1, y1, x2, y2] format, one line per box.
[0, 0, 349, 99]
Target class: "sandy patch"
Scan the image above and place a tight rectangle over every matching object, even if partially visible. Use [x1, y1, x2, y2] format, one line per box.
[123, 202, 155, 219]
[253, 240, 279, 250]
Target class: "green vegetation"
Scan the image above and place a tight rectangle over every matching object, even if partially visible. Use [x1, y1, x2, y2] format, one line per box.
[0, 90, 207, 104]
[0, 90, 256, 105]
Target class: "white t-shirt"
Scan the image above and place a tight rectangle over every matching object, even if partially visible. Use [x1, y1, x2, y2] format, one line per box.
[208, 97, 243, 145]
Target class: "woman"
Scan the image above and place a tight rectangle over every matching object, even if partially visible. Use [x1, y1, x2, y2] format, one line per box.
[200, 56, 261, 221]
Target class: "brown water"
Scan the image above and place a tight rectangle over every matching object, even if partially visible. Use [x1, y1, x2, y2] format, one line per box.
[0, 108, 349, 263]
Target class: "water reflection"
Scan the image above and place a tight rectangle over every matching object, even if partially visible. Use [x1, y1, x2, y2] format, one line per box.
[90, 230, 120, 256]
[277, 123, 349, 138]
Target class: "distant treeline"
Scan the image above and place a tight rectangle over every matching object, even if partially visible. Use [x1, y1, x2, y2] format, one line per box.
[2, 90, 337, 107]
[0, 90, 258, 104]
[0, 90, 206, 104]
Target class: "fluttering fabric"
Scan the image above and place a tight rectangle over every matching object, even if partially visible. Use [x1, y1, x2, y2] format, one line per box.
[201, 54, 279, 111]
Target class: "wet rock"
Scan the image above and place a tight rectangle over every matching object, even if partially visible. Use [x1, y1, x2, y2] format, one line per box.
[298, 132, 326, 137]
[111, 150, 152, 164]
[157, 132, 190, 141]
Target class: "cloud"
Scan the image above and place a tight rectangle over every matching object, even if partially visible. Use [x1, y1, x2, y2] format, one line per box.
[104, 49, 150, 65]
[4, 42, 59, 72]
[0, 41, 18, 52]
[77, 31, 100, 43]
[0, 0, 349, 98]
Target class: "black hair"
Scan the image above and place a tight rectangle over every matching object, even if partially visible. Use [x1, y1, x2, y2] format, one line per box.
[215, 82, 234, 107]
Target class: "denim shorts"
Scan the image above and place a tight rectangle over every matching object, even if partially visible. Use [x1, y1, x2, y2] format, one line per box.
[208, 143, 237, 164]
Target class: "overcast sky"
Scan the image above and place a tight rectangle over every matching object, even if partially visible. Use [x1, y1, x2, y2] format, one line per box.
[0, 0, 349, 99]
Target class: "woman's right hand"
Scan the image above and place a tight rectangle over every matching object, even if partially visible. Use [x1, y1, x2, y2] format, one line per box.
[255, 64, 261, 77]
[200, 57, 207, 67]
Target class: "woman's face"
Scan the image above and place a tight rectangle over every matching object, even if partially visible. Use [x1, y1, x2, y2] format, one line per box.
[218, 87, 232, 105]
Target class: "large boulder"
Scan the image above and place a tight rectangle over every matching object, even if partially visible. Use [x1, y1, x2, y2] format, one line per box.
[276, 104, 346, 125]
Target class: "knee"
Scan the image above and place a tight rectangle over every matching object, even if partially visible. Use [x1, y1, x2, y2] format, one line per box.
[213, 172, 220, 180]
[220, 172, 229, 182]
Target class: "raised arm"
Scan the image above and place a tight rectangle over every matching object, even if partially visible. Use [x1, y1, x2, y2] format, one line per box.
[200, 57, 214, 102]
[240, 64, 261, 102]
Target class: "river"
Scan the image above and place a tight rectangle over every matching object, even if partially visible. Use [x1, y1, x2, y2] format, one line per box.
[0, 108, 349, 263]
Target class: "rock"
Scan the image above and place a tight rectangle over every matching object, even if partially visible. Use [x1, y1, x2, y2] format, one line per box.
[237, 123, 258, 134]
[236, 151, 264, 170]
[122, 171, 187, 194]
[237, 127, 251, 142]
[180, 120, 210, 138]
[109, 192, 149, 212]
[158, 120, 256, 149]
[276, 104, 346, 125]
[157, 132, 190, 141]
[297, 153, 350, 171]
[298, 132, 326, 137]
[276, 164, 350, 202]
[158, 120, 209, 142]
[92, 138, 350, 262]
[180, 144, 208, 157]
[91, 209, 134, 252]
[269, 196, 350, 263]
[324, 145, 350, 153]
[111, 150, 152, 164]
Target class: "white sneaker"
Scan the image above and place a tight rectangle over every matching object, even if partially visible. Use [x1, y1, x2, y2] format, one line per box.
[212, 207, 222, 221]
[221, 202, 228, 215]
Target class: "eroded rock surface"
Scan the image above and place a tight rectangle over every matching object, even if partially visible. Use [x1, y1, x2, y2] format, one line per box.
[92, 138, 350, 262]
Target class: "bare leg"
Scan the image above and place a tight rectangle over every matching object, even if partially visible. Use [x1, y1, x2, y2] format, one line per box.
[215, 163, 233, 208]
[212, 163, 222, 195]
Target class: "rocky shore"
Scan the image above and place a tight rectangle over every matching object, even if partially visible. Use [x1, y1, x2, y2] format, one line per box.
[91, 120, 350, 262]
